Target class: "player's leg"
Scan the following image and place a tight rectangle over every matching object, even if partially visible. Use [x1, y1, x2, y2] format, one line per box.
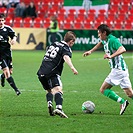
[52, 86, 68, 118]
[119, 71, 133, 115]
[3, 68, 21, 95]
[100, 81, 126, 104]
[123, 87, 133, 99]
[46, 89, 54, 116]
[38, 75, 54, 116]
[1, 64, 13, 87]
[2, 60, 21, 95]
[1, 73, 5, 87]
[49, 75, 68, 118]
[119, 87, 132, 115]
[119, 81, 133, 115]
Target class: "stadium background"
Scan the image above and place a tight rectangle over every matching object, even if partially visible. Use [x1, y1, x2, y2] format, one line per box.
[0, 0, 133, 51]
[0, 1, 133, 133]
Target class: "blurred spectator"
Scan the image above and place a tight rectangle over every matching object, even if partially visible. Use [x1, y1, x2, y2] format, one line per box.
[82, 0, 92, 11]
[49, 15, 59, 43]
[1, 0, 9, 8]
[15, 2, 26, 18]
[8, 0, 20, 8]
[25, 1, 37, 19]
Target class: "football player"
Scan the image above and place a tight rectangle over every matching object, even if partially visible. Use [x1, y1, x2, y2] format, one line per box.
[37, 31, 78, 118]
[0, 13, 21, 95]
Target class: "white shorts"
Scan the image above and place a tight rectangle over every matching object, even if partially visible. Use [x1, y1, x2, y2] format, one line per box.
[105, 68, 132, 89]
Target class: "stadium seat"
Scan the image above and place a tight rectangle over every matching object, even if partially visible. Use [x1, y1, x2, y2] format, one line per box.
[87, 9, 96, 14]
[37, 7, 48, 18]
[63, 18, 74, 29]
[121, 0, 131, 9]
[114, 18, 124, 25]
[98, 9, 106, 15]
[127, 14, 133, 20]
[13, 17, 23, 27]
[124, 18, 132, 30]
[113, 23, 123, 30]
[7, 8, 15, 18]
[47, 9, 58, 18]
[83, 22, 92, 29]
[124, 23, 132, 30]
[58, 20, 64, 29]
[43, 18, 50, 28]
[121, 5, 130, 12]
[67, 13, 77, 20]
[93, 20, 105, 29]
[43, 23, 50, 28]
[58, 13, 66, 22]
[104, 18, 114, 28]
[33, 17, 43, 28]
[51, 5, 60, 12]
[51, 0, 63, 10]
[67, 9, 77, 20]
[5, 17, 13, 26]
[57, 8, 67, 20]
[63, 23, 73, 29]
[97, 9, 107, 20]
[87, 14, 96, 21]
[109, 0, 121, 10]
[23, 17, 33, 28]
[86, 9, 96, 20]
[73, 22, 83, 29]
[37, 1, 45, 10]
[97, 14, 106, 21]
[117, 13, 126, 21]
[106, 11, 117, 21]
[78, 9, 86, 15]
[0, 7, 7, 14]
[58, 8, 66, 15]
[77, 9, 87, 21]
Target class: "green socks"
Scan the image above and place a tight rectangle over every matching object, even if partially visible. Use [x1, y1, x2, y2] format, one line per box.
[103, 89, 125, 104]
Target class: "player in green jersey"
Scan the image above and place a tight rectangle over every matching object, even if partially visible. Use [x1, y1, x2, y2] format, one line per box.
[83, 24, 133, 115]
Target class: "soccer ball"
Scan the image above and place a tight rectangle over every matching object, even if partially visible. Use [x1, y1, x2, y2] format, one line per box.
[82, 101, 95, 114]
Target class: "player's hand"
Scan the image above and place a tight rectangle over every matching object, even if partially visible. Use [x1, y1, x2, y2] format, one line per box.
[83, 51, 92, 57]
[9, 68, 13, 74]
[104, 54, 111, 59]
[71, 67, 78, 75]
[10, 39, 16, 45]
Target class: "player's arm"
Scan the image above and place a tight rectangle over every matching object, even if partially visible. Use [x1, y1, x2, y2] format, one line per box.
[83, 42, 103, 57]
[63, 55, 78, 75]
[10, 35, 17, 45]
[104, 46, 126, 59]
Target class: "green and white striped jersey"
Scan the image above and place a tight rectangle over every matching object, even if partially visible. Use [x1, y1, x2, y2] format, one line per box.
[102, 34, 127, 71]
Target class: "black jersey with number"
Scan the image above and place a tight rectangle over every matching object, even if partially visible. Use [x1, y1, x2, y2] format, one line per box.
[0, 25, 16, 60]
[37, 41, 72, 77]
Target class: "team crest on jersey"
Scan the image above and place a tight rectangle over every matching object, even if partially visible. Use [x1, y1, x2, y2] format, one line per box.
[3, 28, 7, 31]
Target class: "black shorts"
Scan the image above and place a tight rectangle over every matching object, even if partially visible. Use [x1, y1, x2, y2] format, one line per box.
[0, 58, 12, 69]
[38, 74, 62, 90]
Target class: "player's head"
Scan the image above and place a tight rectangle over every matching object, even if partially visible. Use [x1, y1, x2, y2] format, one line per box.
[97, 24, 111, 40]
[0, 13, 5, 28]
[64, 31, 76, 47]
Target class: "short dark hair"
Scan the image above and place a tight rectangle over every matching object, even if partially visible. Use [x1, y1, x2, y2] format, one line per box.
[0, 13, 5, 19]
[97, 24, 111, 36]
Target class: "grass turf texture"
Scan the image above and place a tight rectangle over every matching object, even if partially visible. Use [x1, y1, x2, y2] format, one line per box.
[0, 51, 133, 133]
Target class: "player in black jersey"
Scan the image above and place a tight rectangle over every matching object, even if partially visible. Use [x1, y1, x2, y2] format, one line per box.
[37, 31, 78, 118]
[0, 13, 21, 95]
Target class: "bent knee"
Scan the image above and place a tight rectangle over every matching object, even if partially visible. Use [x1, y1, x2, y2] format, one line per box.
[52, 86, 63, 94]
[127, 94, 133, 98]
[124, 88, 133, 99]
[100, 88, 104, 94]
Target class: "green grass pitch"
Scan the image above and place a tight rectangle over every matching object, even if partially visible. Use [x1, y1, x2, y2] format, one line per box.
[0, 51, 133, 133]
